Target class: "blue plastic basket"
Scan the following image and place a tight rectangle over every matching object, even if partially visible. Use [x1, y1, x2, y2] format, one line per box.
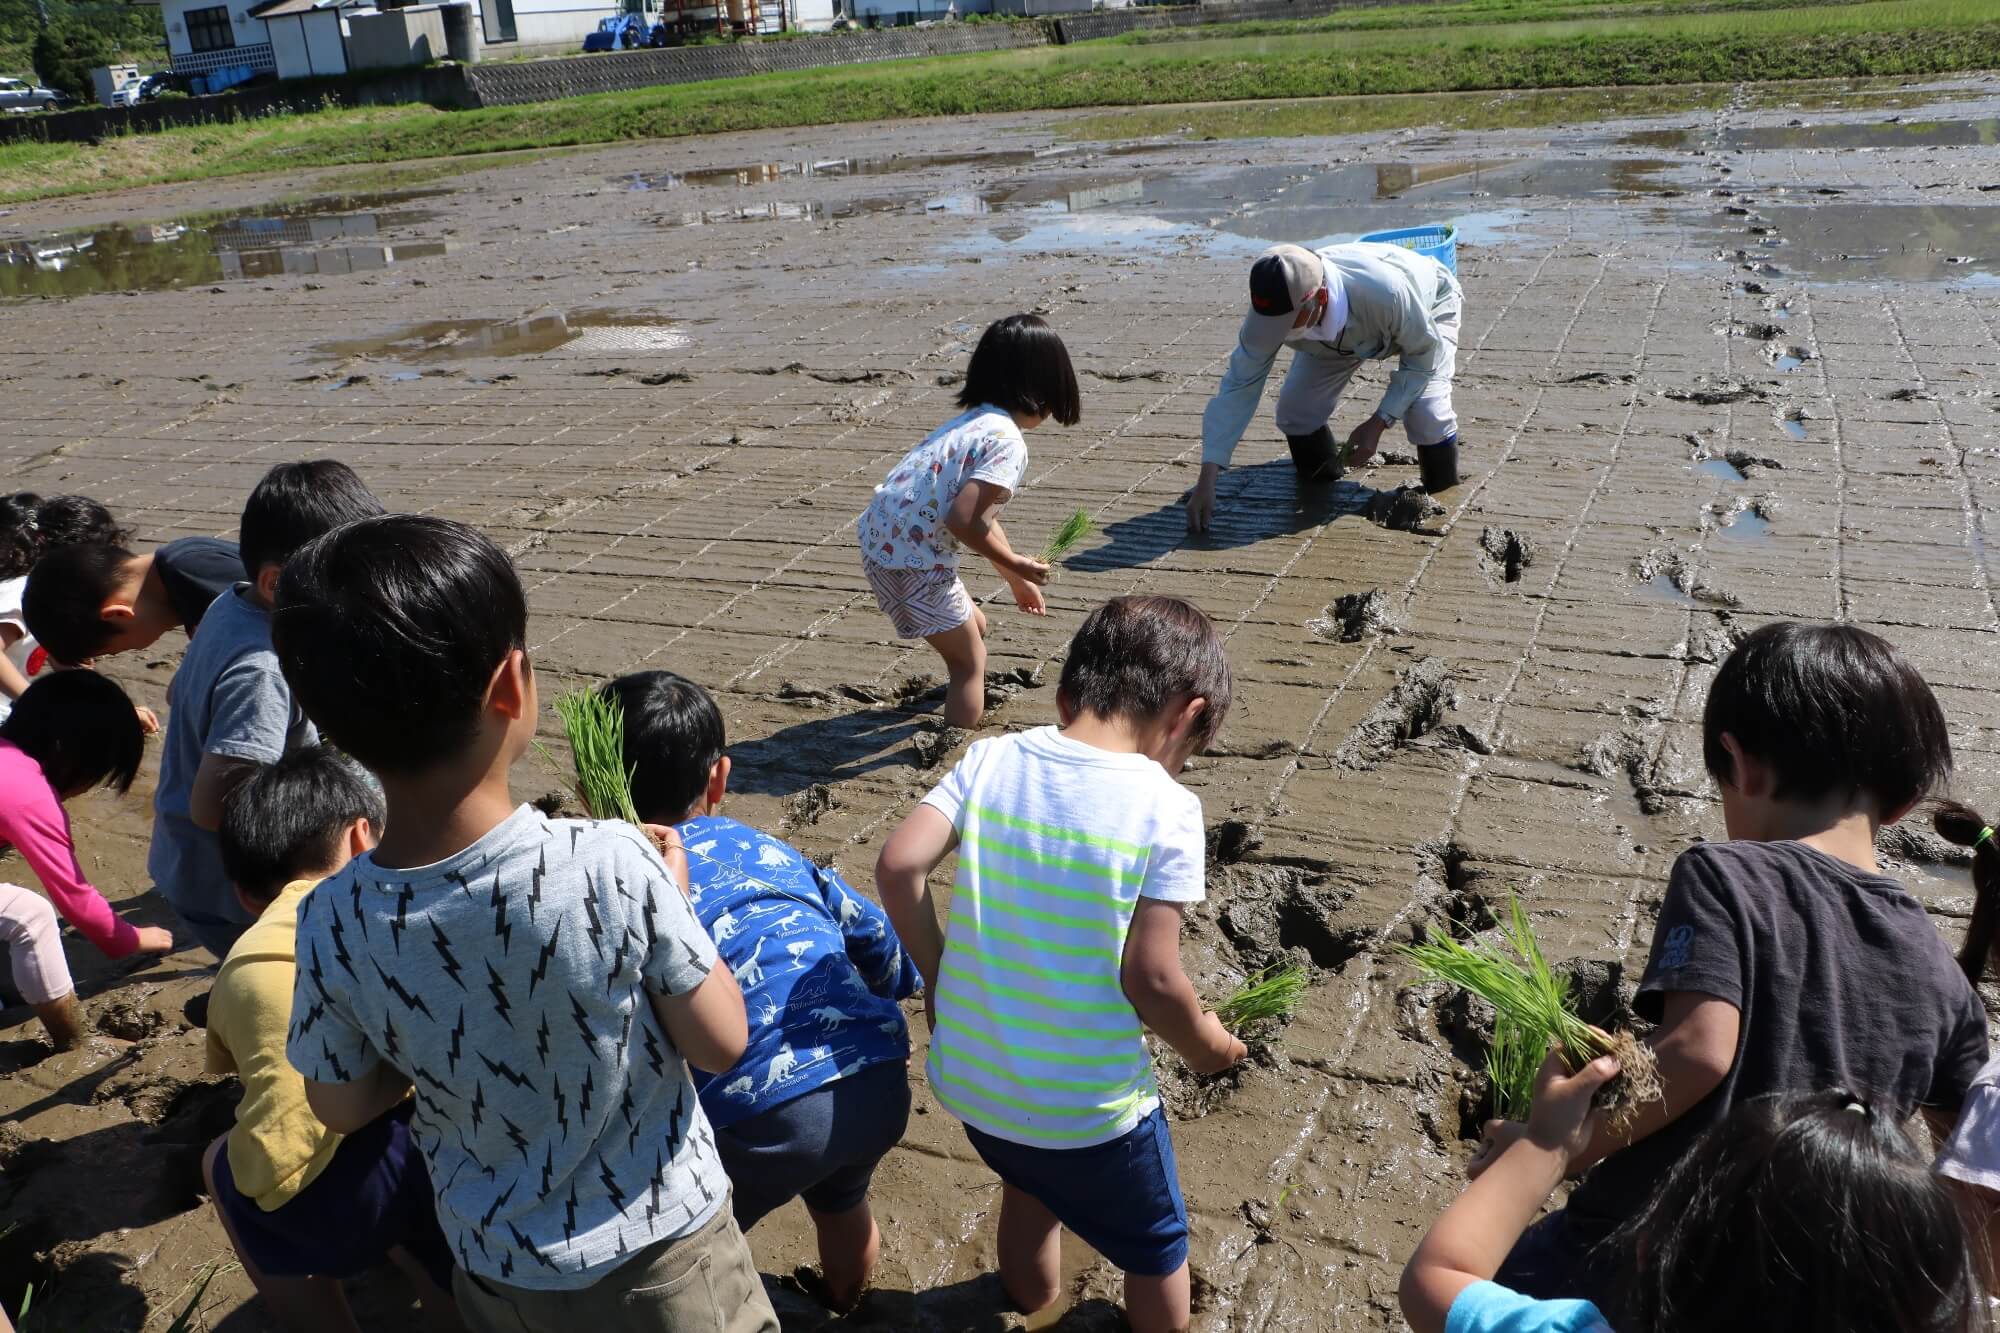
[1360, 223, 1458, 277]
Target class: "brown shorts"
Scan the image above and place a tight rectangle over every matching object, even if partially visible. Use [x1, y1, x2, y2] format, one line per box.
[862, 558, 976, 640]
[451, 1197, 777, 1333]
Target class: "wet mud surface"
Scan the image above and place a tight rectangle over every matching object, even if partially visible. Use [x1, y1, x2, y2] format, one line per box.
[3, 73, 2000, 1331]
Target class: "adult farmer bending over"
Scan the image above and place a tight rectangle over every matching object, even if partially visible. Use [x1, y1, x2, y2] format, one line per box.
[1187, 241, 1463, 534]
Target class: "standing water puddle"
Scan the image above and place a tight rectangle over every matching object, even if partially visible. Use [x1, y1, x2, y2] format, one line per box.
[316, 310, 692, 362]
[0, 191, 451, 300]
[1696, 458, 1747, 481]
[1780, 418, 1809, 441]
[1717, 509, 1773, 543]
[1631, 116, 2000, 153]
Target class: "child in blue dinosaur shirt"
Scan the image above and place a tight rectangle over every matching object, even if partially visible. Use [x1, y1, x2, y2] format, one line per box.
[608, 669, 919, 1313]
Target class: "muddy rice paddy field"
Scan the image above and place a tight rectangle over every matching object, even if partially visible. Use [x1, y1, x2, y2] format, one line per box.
[3, 74, 2000, 1332]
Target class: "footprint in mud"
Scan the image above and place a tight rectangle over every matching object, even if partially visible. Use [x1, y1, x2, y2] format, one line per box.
[1478, 528, 1537, 585]
[1634, 549, 1739, 609]
[93, 990, 172, 1042]
[1333, 657, 1459, 770]
[1215, 863, 1364, 971]
[1308, 589, 1399, 643]
[1365, 484, 1447, 535]
[1662, 375, 1779, 406]
[983, 664, 1045, 711]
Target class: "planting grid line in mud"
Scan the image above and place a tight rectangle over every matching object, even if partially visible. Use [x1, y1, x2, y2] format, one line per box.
[2, 81, 1999, 1331]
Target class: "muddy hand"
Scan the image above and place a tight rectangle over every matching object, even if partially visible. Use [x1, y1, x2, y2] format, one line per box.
[642, 823, 693, 898]
[1185, 477, 1217, 533]
[1525, 1051, 1620, 1159]
[1467, 1119, 1527, 1180]
[1346, 415, 1388, 468]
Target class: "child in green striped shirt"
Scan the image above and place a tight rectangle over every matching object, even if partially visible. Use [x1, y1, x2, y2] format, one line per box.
[876, 595, 1246, 1333]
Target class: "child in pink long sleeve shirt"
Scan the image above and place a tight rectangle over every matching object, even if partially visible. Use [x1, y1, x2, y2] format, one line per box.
[0, 672, 172, 1047]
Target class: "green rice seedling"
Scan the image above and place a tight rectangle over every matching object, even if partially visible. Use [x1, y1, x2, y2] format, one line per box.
[1216, 962, 1309, 1031]
[1400, 895, 1660, 1129]
[162, 1262, 231, 1333]
[553, 688, 643, 826]
[1039, 509, 1095, 563]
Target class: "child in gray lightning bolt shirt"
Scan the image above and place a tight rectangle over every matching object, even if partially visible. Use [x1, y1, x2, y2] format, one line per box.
[275, 514, 776, 1333]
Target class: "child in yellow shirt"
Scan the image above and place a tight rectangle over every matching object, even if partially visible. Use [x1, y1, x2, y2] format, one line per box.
[202, 746, 462, 1332]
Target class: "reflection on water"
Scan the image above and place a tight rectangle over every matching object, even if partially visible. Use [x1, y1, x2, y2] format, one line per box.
[316, 311, 692, 361]
[0, 192, 448, 301]
[1707, 204, 2000, 286]
[1629, 116, 2000, 153]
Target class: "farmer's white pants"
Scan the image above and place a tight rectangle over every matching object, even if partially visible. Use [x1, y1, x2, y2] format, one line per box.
[1274, 296, 1461, 447]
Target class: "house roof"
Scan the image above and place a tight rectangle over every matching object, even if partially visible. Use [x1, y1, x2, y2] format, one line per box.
[247, 0, 360, 17]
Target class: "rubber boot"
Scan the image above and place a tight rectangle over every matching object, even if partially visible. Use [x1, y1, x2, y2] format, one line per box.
[1286, 426, 1343, 483]
[1418, 434, 1460, 492]
[35, 992, 87, 1051]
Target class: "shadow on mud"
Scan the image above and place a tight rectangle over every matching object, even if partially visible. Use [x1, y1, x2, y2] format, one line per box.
[1072, 460, 1381, 572]
[730, 705, 932, 798]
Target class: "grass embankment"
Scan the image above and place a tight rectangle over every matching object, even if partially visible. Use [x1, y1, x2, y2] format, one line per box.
[2, 0, 1995, 204]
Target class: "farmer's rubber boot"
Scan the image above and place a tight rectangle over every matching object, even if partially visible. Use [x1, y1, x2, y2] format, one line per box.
[35, 992, 86, 1051]
[1418, 434, 1460, 492]
[1287, 426, 1343, 483]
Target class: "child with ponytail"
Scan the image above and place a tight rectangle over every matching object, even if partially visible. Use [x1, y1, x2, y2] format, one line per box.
[1928, 801, 2000, 1277]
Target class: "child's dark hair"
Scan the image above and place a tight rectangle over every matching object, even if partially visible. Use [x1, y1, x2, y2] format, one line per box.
[603, 670, 725, 825]
[0, 493, 129, 582]
[1058, 596, 1232, 751]
[1703, 622, 1950, 812]
[0, 672, 144, 797]
[272, 515, 527, 777]
[957, 314, 1082, 427]
[220, 745, 385, 902]
[240, 460, 385, 580]
[1615, 1088, 1983, 1333]
[21, 543, 138, 666]
[1932, 800, 2000, 984]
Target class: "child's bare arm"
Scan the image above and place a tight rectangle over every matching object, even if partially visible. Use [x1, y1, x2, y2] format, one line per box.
[1121, 898, 1245, 1075]
[304, 1063, 412, 1134]
[1471, 989, 1738, 1179]
[1400, 1054, 1620, 1333]
[875, 805, 957, 991]
[190, 752, 261, 831]
[649, 962, 748, 1075]
[946, 482, 1049, 588]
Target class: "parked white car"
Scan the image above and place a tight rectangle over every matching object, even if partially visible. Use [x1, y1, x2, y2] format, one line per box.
[0, 77, 60, 113]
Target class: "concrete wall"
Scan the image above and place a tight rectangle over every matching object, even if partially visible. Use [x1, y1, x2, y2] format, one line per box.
[346, 4, 448, 69]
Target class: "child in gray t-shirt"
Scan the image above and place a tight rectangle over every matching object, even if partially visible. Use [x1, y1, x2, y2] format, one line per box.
[275, 514, 775, 1332]
[151, 460, 383, 960]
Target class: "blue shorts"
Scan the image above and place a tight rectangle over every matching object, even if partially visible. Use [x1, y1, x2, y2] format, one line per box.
[964, 1105, 1189, 1277]
[1494, 1206, 1620, 1306]
[715, 1060, 911, 1230]
[212, 1104, 451, 1285]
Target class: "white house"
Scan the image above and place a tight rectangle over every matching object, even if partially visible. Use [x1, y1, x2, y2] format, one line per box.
[143, 0, 629, 74]
[148, 0, 280, 79]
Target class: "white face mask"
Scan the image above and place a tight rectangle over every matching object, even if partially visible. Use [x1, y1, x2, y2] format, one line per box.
[1293, 279, 1349, 345]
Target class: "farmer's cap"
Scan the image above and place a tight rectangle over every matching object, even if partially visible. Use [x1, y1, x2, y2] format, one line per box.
[1248, 244, 1325, 322]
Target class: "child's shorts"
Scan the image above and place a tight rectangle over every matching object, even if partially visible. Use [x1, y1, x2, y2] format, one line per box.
[212, 1103, 451, 1286]
[714, 1059, 911, 1229]
[963, 1105, 1189, 1277]
[862, 558, 975, 640]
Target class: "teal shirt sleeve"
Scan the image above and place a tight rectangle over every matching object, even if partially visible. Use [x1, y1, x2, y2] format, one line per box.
[1200, 314, 1291, 468]
[1446, 1281, 1615, 1333]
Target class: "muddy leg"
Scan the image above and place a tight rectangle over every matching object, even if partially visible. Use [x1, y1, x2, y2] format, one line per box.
[202, 1135, 363, 1333]
[925, 619, 986, 730]
[995, 1183, 1062, 1315]
[1124, 1261, 1192, 1333]
[33, 992, 86, 1050]
[805, 1198, 879, 1313]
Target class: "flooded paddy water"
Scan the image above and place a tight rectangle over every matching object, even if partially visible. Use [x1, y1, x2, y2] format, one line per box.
[2, 72, 1999, 1331]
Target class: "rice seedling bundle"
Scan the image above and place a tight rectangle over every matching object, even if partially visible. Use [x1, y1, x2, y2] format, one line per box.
[1399, 896, 1659, 1129]
[1216, 962, 1309, 1032]
[554, 688, 643, 826]
[1039, 509, 1095, 563]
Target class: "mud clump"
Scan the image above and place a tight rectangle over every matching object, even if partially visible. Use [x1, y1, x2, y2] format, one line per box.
[1155, 1040, 1284, 1121]
[1885, 387, 1936, 403]
[1215, 864, 1364, 971]
[1365, 485, 1447, 535]
[910, 724, 966, 771]
[1206, 819, 1263, 866]
[1687, 610, 1747, 665]
[1478, 528, 1537, 584]
[1724, 448, 1784, 476]
[782, 783, 838, 829]
[1334, 657, 1458, 770]
[93, 992, 170, 1042]
[1877, 822, 1972, 868]
[983, 664, 1045, 710]
[1662, 376, 1777, 406]
[1308, 589, 1398, 642]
